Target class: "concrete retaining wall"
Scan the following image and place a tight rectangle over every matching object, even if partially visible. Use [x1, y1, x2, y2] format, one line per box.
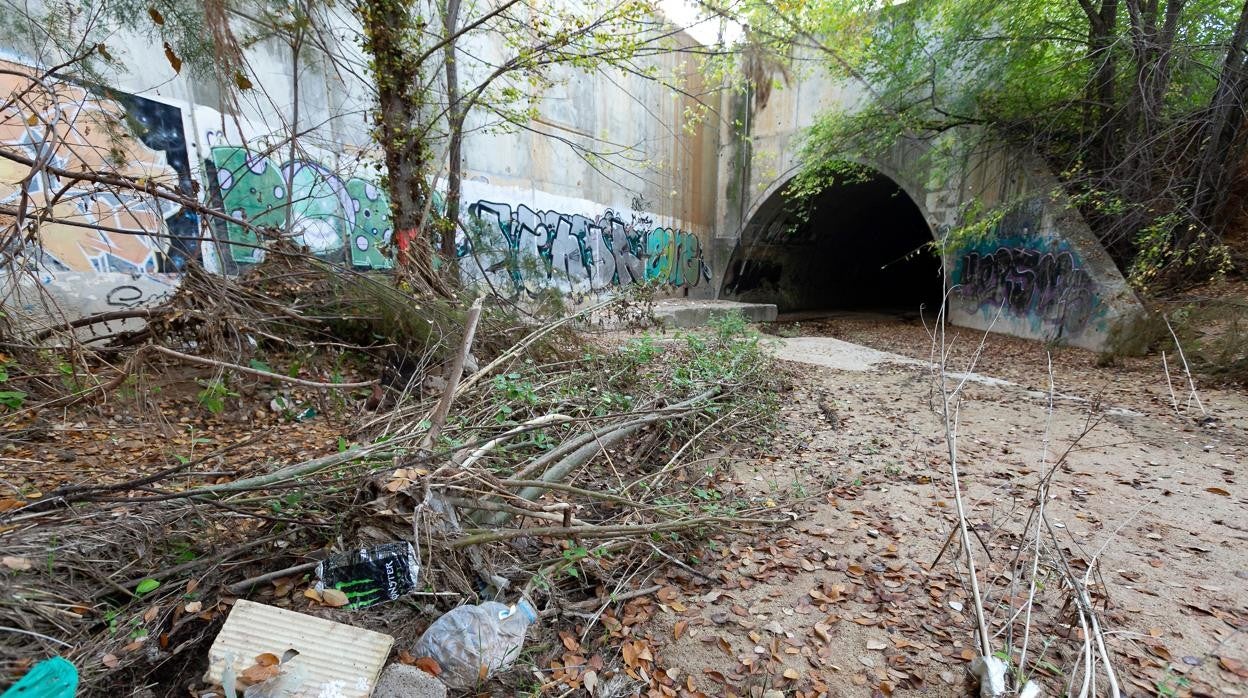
[1, 8, 718, 327]
[716, 49, 1142, 350]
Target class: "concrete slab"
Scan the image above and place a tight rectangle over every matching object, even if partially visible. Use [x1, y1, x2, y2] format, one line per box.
[653, 299, 778, 329]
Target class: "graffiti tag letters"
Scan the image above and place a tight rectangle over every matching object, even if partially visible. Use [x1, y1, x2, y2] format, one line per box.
[0, 60, 198, 275]
[462, 201, 710, 297]
[957, 245, 1096, 332]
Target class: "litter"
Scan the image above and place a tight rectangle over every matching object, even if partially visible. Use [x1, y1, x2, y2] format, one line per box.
[205, 599, 393, 698]
[412, 597, 537, 691]
[1, 656, 77, 697]
[315, 542, 420, 609]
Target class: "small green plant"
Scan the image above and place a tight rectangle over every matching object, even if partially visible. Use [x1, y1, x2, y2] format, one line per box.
[0, 358, 27, 409]
[622, 334, 660, 365]
[491, 372, 540, 422]
[560, 546, 590, 578]
[248, 358, 274, 373]
[103, 608, 121, 636]
[791, 475, 808, 498]
[270, 492, 305, 515]
[1155, 668, 1190, 697]
[56, 359, 79, 391]
[115, 374, 140, 401]
[167, 539, 197, 563]
[196, 378, 238, 414]
[0, 390, 25, 409]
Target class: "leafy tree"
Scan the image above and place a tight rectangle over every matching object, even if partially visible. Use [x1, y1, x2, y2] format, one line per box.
[709, 0, 1248, 290]
[354, 0, 685, 292]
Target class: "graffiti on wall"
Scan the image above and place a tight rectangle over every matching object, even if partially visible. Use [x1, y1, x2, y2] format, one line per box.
[461, 201, 710, 297]
[954, 238, 1098, 333]
[205, 146, 394, 270]
[0, 60, 709, 307]
[0, 60, 199, 275]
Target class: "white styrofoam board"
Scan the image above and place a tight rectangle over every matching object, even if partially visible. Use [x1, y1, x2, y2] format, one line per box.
[204, 599, 394, 698]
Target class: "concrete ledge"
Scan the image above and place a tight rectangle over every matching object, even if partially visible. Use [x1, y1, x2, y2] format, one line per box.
[653, 299, 778, 329]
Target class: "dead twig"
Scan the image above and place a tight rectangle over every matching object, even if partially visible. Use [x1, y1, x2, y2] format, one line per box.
[422, 296, 484, 448]
[146, 344, 375, 389]
[226, 561, 320, 595]
[451, 514, 780, 548]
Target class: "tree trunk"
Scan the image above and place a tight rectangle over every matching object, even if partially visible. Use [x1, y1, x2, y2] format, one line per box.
[1113, 0, 1185, 248]
[1192, 0, 1248, 229]
[441, 0, 464, 273]
[357, 0, 449, 295]
[1087, 0, 1119, 165]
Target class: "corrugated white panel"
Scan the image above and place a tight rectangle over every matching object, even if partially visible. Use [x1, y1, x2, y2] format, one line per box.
[204, 599, 394, 697]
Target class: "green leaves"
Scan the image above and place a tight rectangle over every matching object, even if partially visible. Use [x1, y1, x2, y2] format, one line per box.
[0, 391, 26, 410]
[723, 0, 1245, 288]
[135, 579, 161, 595]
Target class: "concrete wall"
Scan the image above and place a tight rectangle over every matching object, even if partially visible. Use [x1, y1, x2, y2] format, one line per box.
[714, 51, 1141, 350]
[0, 5, 718, 328]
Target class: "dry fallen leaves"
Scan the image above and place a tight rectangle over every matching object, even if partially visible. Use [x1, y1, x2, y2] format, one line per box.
[321, 588, 350, 607]
[241, 653, 281, 684]
[673, 620, 688, 640]
[1220, 656, 1248, 678]
[1, 556, 32, 571]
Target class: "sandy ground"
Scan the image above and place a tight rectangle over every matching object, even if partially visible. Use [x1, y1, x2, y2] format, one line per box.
[635, 317, 1248, 697]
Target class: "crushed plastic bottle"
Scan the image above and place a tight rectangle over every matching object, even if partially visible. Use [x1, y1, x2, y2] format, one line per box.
[412, 597, 538, 690]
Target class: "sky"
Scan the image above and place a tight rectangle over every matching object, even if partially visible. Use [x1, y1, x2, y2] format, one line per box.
[657, 0, 743, 45]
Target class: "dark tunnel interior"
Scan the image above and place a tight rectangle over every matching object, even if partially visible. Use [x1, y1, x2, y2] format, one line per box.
[721, 172, 943, 314]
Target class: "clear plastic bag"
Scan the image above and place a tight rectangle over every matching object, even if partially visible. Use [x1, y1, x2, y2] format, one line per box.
[411, 598, 538, 690]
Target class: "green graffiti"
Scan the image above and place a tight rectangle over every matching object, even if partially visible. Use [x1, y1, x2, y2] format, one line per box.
[644, 227, 675, 283]
[644, 227, 706, 287]
[208, 146, 394, 269]
[346, 179, 394, 269]
[211, 146, 286, 264]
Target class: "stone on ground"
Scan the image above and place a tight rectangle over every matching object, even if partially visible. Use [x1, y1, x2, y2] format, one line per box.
[373, 664, 448, 698]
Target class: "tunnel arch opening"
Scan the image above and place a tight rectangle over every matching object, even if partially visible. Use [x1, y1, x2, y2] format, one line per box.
[721, 169, 943, 315]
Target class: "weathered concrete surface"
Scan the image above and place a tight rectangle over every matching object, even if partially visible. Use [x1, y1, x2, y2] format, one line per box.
[4, 12, 1142, 351]
[770, 335, 1142, 414]
[654, 299, 778, 329]
[373, 664, 448, 698]
[1, 14, 717, 326]
[713, 45, 1144, 351]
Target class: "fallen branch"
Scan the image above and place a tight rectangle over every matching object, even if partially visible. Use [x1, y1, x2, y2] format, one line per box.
[446, 496, 588, 526]
[452, 514, 780, 548]
[100, 532, 290, 599]
[177, 441, 405, 497]
[226, 561, 320, 595]
[422, 296, 483, 449]
[455, 413, 573, 469]
[147, 344, 375, 389]
[31, 307, 171, 342]
[499, 390, 716, 520]
[1163, 316, 1208, 417]
[542, 584, 661, 620]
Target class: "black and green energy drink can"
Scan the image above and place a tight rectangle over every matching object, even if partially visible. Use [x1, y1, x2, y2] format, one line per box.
[315, 542, 421, 608]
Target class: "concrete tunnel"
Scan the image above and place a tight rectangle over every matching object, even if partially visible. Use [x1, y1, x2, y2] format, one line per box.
[721, 170, 943, 315]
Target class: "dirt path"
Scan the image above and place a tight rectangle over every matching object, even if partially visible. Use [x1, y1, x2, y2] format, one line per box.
[635, 327, 1248, 698]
